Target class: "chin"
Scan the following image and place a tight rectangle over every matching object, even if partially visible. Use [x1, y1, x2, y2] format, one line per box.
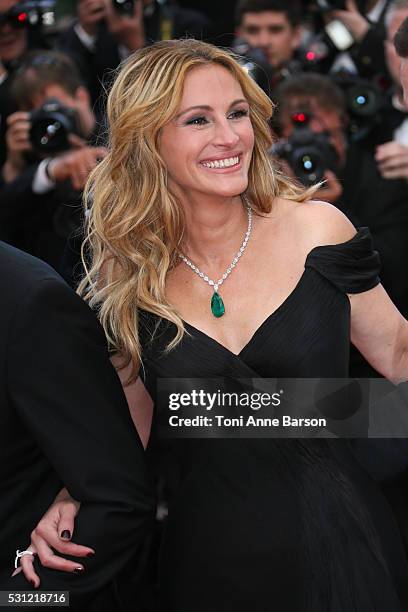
[211, 188, 247, 199]
[268, 57, 279, 68]
[211, 178, 248, 196]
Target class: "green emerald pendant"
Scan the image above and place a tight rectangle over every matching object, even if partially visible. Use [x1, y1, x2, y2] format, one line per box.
[211, 291, 225, 318]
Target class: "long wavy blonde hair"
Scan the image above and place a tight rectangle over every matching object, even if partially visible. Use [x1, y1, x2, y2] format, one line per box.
[78, 39, 317, 382]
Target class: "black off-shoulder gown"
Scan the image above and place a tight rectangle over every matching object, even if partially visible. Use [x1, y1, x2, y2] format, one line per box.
[140, 227, 408, 612]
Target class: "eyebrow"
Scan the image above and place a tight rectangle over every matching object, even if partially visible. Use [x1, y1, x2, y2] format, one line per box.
[175, 98, 249, 120]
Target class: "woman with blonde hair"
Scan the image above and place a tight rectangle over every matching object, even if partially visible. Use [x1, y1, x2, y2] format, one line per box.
[17, 39, 408, 610]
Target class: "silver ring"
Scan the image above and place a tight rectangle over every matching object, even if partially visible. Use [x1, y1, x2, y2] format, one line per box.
[14, 549, 35, 569]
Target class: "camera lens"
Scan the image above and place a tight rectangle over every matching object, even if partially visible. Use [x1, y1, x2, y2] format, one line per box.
[293, 147, 323, 185]
[356, 94, 367, 106]
[301, 154, 315, 172]
[348, 85, 380, 117]
[29, 98, 78, 155]
[30, 117, 67, 153]
[112, 0, 134, 16]
[40, 121, 61, 145]
[352, 92, 370, 110]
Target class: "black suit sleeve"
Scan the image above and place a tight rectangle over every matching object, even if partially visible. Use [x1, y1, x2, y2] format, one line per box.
[5, 278, 155, 606]
[56, 22, 121, 115]
[0, 165, 38, 243]
[351, 26, 388, 79]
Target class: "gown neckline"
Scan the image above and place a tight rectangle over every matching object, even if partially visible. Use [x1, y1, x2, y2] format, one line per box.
[180, 227, 367, 358]
[183, 268, 310, 358]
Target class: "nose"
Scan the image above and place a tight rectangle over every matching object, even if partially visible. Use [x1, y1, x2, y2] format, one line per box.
[213, 117, 240, 148]
[257, 32, 271, 48]
[309, 118, 325, 134]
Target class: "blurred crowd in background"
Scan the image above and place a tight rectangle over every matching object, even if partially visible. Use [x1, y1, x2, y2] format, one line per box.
[1, 0, 408, 379]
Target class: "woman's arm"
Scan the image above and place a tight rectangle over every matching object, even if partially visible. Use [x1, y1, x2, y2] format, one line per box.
[350, 284, 408, 383]
[294, 199, 408, 384]
[110, 355, 154, 449]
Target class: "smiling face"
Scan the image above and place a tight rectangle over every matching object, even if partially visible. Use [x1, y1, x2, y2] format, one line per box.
[159, 64, 255, 203]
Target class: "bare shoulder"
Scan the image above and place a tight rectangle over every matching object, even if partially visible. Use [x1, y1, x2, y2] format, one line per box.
[287, 199, 357, 253]
[258, 197, 357, 257]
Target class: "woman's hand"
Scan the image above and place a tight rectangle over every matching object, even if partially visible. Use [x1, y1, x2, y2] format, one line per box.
[14, 488, 94, 588]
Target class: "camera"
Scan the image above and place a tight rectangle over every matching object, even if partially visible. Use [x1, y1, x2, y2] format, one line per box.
[314, 0, 366, 11]
[0, 0, 55, 29]
[302, 0, 366, 60]
[112, 0, 134, 17]
[233, 39, 282, 97]
[271, 111, 339, 186]
[29, 98, 80, 155]
[333, 75, 384, 141]
[314, 0, 346, 11]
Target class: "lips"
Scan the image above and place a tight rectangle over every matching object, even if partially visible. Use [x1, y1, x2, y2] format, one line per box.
[200, 151, 242, 163]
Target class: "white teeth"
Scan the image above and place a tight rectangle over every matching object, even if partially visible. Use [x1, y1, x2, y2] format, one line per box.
[201, 156, 240, 169]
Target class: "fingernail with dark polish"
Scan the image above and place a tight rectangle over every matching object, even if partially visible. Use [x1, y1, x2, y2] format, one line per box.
[74, 567, 84, 574]
[61, 530, 71, 540]
[86, 552, 95, 558]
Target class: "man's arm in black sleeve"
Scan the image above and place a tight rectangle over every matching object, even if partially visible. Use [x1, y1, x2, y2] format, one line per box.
[5, 277, 155, 606]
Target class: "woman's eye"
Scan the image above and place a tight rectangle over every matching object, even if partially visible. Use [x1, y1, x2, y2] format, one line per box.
[229, 109, 249, 119]
[185, 109, 248, 126]
[186, 116, 208, 126]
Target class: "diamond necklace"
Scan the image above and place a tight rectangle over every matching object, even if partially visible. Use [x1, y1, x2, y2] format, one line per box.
[178, 199, 253, 318]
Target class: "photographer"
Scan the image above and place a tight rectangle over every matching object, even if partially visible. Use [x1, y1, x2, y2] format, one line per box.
[57, 0, 211, 121]
[0, 0, 52, 165]
[233, 0, 303, 96]
[274, 72, 408, 324]
[0, 0, 29, 69]
[0, 50, 107, 282]
[330, 0, 391, 76]
[274, 73, 408, 550]
[302, 0, 392, 80]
